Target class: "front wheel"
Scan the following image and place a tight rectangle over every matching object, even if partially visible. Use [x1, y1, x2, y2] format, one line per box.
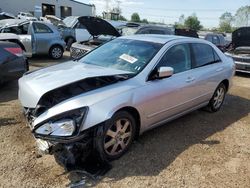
[206, 83, 226, 112]
[94, 111, 136, 161]
[49, 45, 63, 59]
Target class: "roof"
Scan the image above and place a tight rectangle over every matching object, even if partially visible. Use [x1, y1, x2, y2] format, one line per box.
[69, 0, 95, 7]
[121, 34, 189, 44]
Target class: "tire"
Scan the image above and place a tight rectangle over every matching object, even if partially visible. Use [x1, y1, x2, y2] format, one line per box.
[206, 83, 226, 112]
[94, 111, 136, 161]
[49, 45, 63, 59]
[66, 37, 75, 51]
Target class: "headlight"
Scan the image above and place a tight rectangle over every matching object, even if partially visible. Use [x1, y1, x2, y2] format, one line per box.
[35, 119, 75, 136]
[34, 107, 88, 137]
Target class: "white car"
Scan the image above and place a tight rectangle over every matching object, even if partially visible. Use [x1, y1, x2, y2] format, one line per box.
[17, 12, 37, 21]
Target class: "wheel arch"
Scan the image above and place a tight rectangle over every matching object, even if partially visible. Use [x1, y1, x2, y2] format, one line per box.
[221, 79, 229, 92]
[115, 106, 141, 139]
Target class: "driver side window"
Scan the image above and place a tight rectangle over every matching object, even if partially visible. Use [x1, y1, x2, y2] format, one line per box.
[158, 43, 191, 74]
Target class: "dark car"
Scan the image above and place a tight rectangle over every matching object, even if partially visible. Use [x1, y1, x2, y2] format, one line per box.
[205, 33, 227, 52]
[0, 41, 28, 85]
[0, 12, 15, 20]
[225, 27, 250, 73]
[135, 25, 175, 35]
[175, 28, 199, 38]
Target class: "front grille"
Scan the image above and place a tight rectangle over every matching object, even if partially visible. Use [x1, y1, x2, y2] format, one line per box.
[70, 47, 89, 60]
[232, 56, 250, 63]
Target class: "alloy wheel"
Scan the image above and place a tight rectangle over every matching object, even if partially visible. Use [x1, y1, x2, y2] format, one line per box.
[104, 118, 132, 156]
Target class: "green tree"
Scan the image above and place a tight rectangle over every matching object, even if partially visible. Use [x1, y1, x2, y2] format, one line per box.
[184, 15, 202, 31]
[131, 13, 140, 22]
[219, 12, 233, 33]
[141, 19, 149, 24]
[119, 15, 127, 21]
[234, 6, 250, 27]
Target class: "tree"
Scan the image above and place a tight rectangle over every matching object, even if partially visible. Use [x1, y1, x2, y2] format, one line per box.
[184, 15, 202, 31]
[131, 13, 140, 22]
[219, 12, 233, 32]
[234, 6, 250, 27]
[141, 19, 149, 24]
[119, 15, 127, 21]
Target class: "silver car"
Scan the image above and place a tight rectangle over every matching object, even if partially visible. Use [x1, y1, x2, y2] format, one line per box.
[0, 19, 65, 59]
[18, 35, 235, 167]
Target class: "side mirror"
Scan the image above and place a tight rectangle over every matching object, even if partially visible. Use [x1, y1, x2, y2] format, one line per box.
[157, 66, 174, 79]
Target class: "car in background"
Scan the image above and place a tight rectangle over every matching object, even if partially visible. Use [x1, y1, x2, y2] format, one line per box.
[135, 25, 175, 35]
[205, 33, 227, 52]
[0, 12, 15, 20]
[70, 16, 122, 60]
[17, 12, 37, 21]
[58, 16, 91, 49]
[40, 15, 64, 26]
[0, 41, 28, 85]
[175, 28, 199, 38]
[225, 27, 250, 73]
[18, 35, 235, 168]
[0, 19, 65, 59]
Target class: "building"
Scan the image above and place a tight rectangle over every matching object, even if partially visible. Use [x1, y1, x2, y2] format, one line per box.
[0, 0, 95, 19]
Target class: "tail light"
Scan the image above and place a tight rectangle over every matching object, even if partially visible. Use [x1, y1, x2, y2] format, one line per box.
[4, 47, 23, 57]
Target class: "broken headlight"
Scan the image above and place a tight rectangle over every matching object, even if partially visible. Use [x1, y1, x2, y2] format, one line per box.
[35, 119, 75, 136]
[34, 107, 88, 137]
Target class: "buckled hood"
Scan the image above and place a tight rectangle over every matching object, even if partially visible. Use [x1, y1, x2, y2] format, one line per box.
[18, 61, 131, 108]
[78, 16, 121, 37]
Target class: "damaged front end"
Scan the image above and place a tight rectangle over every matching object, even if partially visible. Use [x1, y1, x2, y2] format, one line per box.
[21, 74, 130, 168]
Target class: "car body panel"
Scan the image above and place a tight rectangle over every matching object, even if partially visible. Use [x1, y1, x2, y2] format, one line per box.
[19, 35, 235, 137]
[0, 41, 27, 83]
[0, 20, 65, 57]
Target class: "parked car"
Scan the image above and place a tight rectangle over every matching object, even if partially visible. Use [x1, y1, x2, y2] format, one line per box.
[205, 33, 227, 52]
[225, 27, 250, 73]
[70, 16, 122, 60]
[0, 19, 65, 59]
[58, 16, 91, 49]
[0, 41, 28, 85]
[17, 12, 37, 21]
[135, 25, 175, 35]
[175, 28, 199, 38]
[40, 15, 64, 26]
[18, 35, 235, 168]
[0, 12, 15, 20]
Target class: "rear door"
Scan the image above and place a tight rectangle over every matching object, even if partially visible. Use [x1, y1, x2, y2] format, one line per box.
[189, 43, 226, 103]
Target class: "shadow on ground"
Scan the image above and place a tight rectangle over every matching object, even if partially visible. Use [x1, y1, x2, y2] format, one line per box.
[67, 94, 250, 187]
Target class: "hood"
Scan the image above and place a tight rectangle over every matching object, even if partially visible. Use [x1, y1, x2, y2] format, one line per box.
[232, 27, 250, 48]
[78, 16, 121, 37]
[18, 61, 131, 108]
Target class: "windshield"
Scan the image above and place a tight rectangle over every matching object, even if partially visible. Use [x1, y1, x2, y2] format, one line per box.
[63, 16, 77, 28]
[80, 38, 162, 74]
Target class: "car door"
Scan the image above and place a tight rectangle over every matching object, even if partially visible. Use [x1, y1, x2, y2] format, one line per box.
[32, 22, 54, 54]
[140, 43, 202, 127]
[17, 22, 32, 57]
[74, 22, 91, 42]
[189, 43, 226, 103]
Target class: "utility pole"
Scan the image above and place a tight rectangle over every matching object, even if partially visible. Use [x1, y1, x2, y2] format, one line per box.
[105, 0, 111, 12]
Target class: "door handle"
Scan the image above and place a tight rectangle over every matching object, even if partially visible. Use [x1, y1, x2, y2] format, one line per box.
[216, 68, 223, 72]
[186, 77, 195, 83]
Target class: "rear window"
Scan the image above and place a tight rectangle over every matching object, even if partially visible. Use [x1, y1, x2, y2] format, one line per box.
[192, 43, 221, 68]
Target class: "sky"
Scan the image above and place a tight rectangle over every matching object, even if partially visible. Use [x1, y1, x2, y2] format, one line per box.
[77, 0, 250, 28]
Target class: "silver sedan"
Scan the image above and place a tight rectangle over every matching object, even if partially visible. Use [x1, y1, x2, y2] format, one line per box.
[18, 35, 235, 167]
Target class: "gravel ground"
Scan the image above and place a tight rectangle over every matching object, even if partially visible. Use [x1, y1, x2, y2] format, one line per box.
[0, 55, 249, 187]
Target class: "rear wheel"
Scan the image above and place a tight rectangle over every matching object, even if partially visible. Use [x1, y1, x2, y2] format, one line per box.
[94, 111, 136, 161]
[206, 83, 226, 112]
[49, 45, 63, 59]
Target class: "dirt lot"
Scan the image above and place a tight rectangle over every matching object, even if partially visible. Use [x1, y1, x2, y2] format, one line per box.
[0, 54, 249, 187]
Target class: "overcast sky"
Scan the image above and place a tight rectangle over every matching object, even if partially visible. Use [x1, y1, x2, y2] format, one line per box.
[77, 0, 250, 27]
